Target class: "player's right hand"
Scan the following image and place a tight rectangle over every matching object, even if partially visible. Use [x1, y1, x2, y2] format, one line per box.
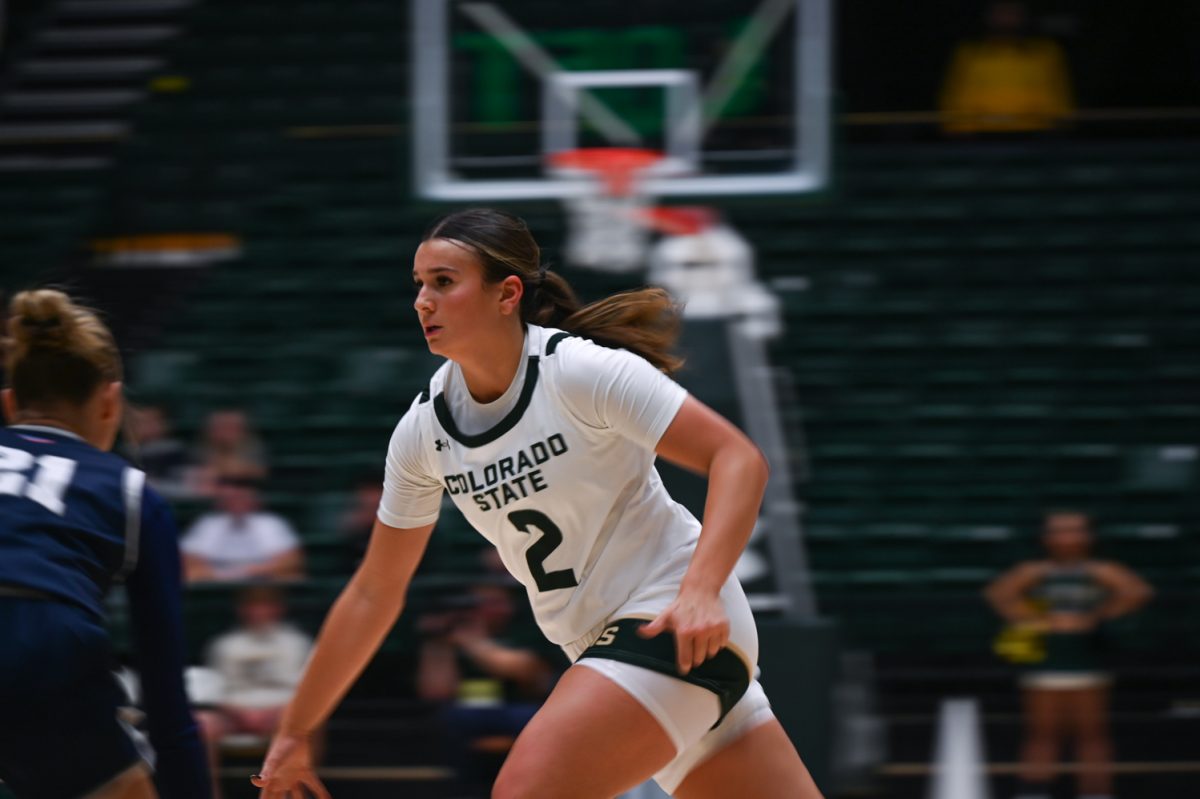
[252, 733, 330, 799]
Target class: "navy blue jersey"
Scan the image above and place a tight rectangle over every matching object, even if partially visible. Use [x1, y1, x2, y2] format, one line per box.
[0, 424, 210, 798]
[0, 424, 142, 616]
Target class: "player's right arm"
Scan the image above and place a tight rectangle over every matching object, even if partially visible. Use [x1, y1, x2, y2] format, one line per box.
[983, 561, 1044, 623]
[255, 400, 442, 795]
[253, 517, 435, 796]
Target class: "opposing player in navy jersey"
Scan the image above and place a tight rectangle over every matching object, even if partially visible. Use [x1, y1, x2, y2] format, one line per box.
[255, 209, 823, 798]
[0, 290, 210, 799]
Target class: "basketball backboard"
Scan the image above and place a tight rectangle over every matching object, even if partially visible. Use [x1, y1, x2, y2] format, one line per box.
[411, 0, 832, 200]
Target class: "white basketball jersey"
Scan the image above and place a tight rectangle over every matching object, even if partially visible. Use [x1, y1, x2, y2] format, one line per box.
[377, 325, 703, 645]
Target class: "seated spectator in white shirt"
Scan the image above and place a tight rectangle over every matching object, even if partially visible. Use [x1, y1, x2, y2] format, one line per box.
[181, 479, 305, 583]
[194, 587, 315, 798]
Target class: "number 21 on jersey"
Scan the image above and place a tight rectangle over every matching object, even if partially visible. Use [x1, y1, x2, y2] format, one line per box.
[0, 445, 76, 515]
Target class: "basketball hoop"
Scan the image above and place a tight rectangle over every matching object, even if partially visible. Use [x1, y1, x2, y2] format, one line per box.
[548, 147, 666, 272]
[548, 147, 665, 196]
[637, 206, 718, 236]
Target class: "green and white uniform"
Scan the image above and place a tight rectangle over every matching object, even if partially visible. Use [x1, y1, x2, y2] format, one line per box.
[379, 324, 772, 793]
[1023, 562, 1110, 689]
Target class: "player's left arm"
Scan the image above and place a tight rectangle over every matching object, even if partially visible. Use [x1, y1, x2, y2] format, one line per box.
[645, 396, 769, 674]
[125, 489, 213, 798]
[1089, 561, 1154, 623]
[558, 341, 768, 674]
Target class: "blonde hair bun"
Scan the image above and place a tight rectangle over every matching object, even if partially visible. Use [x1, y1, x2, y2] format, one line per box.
[5, 288, 122, 408]
[8, 289, 80, 356]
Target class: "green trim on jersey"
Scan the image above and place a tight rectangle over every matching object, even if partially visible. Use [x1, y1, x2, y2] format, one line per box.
[577, 618, 751, 726]
[545, 331, 573, 356]
[434, 356, 541, 448]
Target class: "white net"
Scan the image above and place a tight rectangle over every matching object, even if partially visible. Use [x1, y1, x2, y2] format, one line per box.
[561, 191, 652, 273]
[550, 147, 663, 272]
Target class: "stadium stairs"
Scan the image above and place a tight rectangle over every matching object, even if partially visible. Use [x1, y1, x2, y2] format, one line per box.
[0, 0, 195, 170]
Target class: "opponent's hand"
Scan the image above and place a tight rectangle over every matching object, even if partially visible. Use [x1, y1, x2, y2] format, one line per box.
[251, 732, 330, 799]
[638, 588, 730, 675]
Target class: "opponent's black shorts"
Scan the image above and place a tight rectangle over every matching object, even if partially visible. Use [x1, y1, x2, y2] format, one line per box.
[0, 597, 145, 799]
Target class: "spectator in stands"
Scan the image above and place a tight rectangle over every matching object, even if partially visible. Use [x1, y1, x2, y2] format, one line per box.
[124, 403, 190, 498]
[192, 409, 268, 494]
[985, 511, 1152, 799]
[181, 478, 305, 583]
[940, 1, 1075, 135]
[195, 586, 314, 799]
[417, 582, 563, 792]
[337, 476, 384, 564]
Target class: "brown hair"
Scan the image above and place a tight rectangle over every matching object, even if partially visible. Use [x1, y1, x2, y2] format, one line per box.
[424, 208, 683, 373]
[4, 289, 122, 409]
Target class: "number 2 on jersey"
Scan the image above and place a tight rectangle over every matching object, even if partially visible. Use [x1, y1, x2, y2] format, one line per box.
[507, 509, 579, 592]
[0, 445, 76, 515]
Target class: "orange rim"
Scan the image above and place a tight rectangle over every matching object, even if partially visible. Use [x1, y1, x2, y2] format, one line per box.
[637, 206, 716, 235]
[547, 147, 664, 195]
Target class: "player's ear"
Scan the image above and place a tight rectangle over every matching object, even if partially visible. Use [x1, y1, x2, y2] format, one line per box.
[1, 388, 16, 423]
[497, 274, 524, 316]
[99, 381, 123, 424]
[93, 382, 124, 452]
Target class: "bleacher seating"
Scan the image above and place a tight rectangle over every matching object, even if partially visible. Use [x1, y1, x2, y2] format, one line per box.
[3, 2, 1199, 794]
[725, 141, 1200, 655]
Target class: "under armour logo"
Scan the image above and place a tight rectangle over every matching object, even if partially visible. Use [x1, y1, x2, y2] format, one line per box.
[435, 439, 449, 451]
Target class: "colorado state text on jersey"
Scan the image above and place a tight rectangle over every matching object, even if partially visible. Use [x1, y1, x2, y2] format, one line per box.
[442, 433, 569, 512]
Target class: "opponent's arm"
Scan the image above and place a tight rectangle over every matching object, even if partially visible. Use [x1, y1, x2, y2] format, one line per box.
[645, 396, 769, 673]
[126, 494, 212, 798]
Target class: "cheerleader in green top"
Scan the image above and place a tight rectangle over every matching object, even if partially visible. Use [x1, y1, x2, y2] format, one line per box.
[985, 512, 1152, 799]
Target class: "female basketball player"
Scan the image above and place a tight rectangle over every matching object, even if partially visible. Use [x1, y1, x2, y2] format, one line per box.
[986, 511, 1152, 799]
[0, 290, 210, 799]
[253, 209, 823, 798]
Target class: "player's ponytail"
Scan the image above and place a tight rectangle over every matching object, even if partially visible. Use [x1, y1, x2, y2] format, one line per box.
[424, 209, 683, 374]
[4, 289, 122, 408]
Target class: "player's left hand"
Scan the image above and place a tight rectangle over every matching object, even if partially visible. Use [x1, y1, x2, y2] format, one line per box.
[639, 588, 730, 675]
